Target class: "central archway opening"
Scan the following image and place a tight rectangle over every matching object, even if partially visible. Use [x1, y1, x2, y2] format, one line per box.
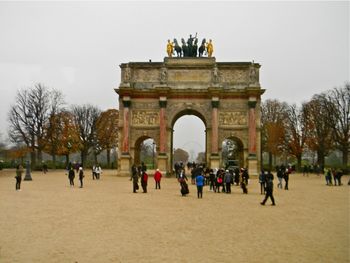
[134, 136, 157, 170]
[172, 112, 206, 174]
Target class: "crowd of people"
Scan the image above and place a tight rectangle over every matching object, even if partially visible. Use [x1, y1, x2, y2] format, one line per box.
[13, 160, 348, 204]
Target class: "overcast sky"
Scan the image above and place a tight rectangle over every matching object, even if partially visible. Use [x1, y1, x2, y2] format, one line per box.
[0, 1, 348, 155]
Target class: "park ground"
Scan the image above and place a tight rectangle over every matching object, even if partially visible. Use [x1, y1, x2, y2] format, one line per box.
[0, 169, 349, 263]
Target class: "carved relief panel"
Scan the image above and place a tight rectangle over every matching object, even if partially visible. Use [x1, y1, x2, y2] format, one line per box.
[131, 110, 159, 126]
[218, 111, 247, 126]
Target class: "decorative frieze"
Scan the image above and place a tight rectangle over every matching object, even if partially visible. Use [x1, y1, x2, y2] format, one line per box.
[132, 110, 159, 126]
[219, 111, 247, 126]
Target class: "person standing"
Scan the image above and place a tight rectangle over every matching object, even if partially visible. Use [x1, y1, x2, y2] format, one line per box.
[130, 166, 139, 193]
[261, 171, 276, 206]
[78, 167, 84, 188]
[259, 170, 266, 194]
[68, 167, 75, 187]
[15, 164, 23, 191]
[209, 169, 216, 192]
[195, 172, 205, 198]
[95, 164, 102, 180]
[284, 168, 290, 190]
[277, 168, 283, 189]
[224, 170, 232, 194]
[154, 169, 162, 189]
[92, 164, 97, 180]
[141, 171, 148, 193]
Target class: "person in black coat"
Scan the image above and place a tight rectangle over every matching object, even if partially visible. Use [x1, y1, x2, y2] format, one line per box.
[261, 171, 276, 206]
[68, 167, 75, 187]
[78, 167, 84, 188]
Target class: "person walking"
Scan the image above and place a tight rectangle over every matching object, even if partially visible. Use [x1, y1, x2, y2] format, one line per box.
[141, 171, 148, 193]
[15, 164, 23, 191]
[261, 171, 276, 206]
[68, 167, 75, 187]
[154, 169, 162, 189]
[224, 170, 233, 194]
[78, 166, 84, 188]
[195, 172, 205, 198]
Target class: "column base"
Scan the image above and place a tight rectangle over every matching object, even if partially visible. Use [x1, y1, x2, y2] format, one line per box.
[247, 156, 258, 177]
[157, 154, 168, 175]
[210, 154, 220, 169]
[118, 153, 131, 177]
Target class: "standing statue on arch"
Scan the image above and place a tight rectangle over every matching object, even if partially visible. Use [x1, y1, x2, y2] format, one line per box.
[206, 39, 214, 58]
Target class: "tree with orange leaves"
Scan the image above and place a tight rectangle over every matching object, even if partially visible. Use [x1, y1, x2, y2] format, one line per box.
[95, 109, 119, 168]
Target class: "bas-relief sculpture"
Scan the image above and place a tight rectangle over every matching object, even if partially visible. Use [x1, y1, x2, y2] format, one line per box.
[219, 112, 247, 126]
[132, 110, 159, 126]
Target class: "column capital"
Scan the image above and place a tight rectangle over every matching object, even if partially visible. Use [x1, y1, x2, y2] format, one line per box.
[122, 96, 131, 108]
[159, 101, 167, 108]
[159, 96, 167, 108]
[248, 100, 257, 108]
[211, 97, 219, 108]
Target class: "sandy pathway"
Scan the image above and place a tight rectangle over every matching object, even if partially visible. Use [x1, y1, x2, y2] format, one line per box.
[0, 169, 348, 263]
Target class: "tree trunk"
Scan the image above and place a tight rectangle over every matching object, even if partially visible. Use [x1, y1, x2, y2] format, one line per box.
[37, 149, 43, 164]
[52, 154, 56, 169]
[30, 150, 36, 169]
[106, 148, 111, 168]
[296, 155, 302, 172]
[317, 150, 325, 171]
[342, 148, 348, 169]
[268, 152, 272, 171]
[65, 154, 69, 167]
[94, 153, 98, 165]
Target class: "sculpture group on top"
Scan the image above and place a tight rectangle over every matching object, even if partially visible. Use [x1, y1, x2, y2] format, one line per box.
[167, 33, 213, 58]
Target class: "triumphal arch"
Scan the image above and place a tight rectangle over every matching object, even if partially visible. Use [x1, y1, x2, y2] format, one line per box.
[115, 57, 264, 176]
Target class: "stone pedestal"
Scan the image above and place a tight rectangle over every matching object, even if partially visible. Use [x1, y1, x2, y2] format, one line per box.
[119, 154, 131, 177]
[157, 154, 168, 174]
[247, 156, 258, 177]
[210, 154, 220, 169]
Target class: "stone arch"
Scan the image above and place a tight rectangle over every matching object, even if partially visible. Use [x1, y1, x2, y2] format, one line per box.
[133, 135, 157, 167]
[170, 108, 208, 127]
[170, 108, 208, 168]
[116, 57, 264, 176]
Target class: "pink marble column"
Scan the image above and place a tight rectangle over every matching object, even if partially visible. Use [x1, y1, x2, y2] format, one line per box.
[248, 100, 257, 155]
[122, 100, 131, 153]
[159, 99, 167, 153]
[211, 98, 219, 154]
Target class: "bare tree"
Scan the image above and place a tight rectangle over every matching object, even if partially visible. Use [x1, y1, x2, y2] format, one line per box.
[8, 84, 54, 168]
[72, 104, 101, 166]
[324, 83, 350, 168]
[42, 90, 65, 168]
[303, 96, 333, 169]
[285, 104, 308, 170]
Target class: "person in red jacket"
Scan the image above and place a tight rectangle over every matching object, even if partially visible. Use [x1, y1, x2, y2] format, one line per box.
[141, 171, 148, 193]
[154, 169, 163, 189]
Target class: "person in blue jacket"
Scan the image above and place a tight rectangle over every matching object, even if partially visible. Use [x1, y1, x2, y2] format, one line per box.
[195, 172, 205, 199]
